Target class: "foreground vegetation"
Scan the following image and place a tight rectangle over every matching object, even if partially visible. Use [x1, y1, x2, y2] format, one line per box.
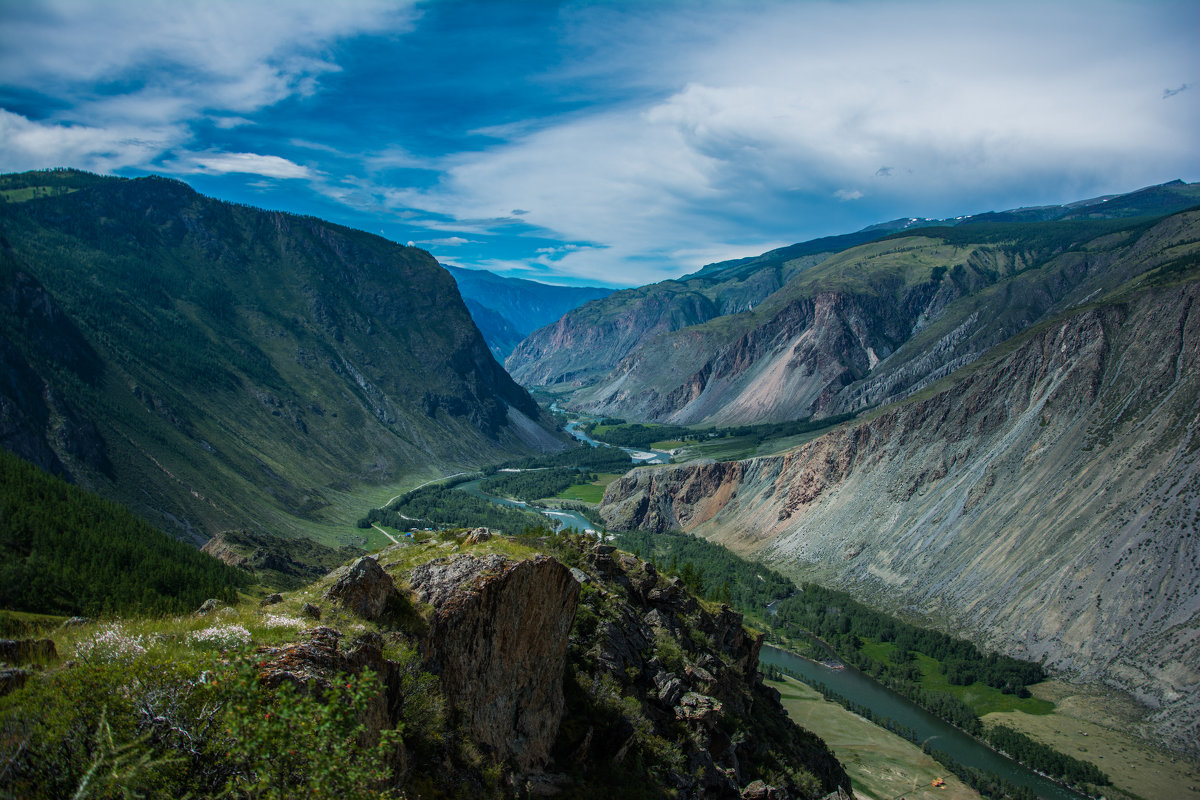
[0, 448, 248, 615]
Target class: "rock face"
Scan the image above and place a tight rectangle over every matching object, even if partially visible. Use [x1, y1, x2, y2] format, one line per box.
[406, 554, 580, 772]
[601, 276, 1200, 756]
[0, 168, 563, 542]
[512, 192, 1200, 429]
[563, 543, 850, 798]
[324, 556, 401, 621]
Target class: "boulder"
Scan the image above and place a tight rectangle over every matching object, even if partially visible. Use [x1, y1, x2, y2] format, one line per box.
[464, 527, 491, 544]
[196, 598, 220, 616]
[260, 593, 283, 606]
[742, 780, 790, 800]
[324, 556, 400, 621]
[407, 554, 580, 772]
[301, 602, 322, 620]
[0, 638, 57, 666]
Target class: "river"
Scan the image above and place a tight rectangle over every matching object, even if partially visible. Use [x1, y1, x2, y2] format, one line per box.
[759, 645, 1090, 800]
[563, 418, 672, 464]
[454, 477, 598, 535]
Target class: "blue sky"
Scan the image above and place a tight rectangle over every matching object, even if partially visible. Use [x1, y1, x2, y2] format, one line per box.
[1, 0, 1197, 287]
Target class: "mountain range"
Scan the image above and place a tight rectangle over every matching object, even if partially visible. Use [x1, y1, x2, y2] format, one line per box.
[509, 181, 1200, 427]
[583, 190, 1200, 756]
[0, 169, 564, 546]
[444, 264, 613, 360]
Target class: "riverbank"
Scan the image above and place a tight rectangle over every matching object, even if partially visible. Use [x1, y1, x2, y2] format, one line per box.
[984, 680, 1200, 800]
[768, 675, 980, 800]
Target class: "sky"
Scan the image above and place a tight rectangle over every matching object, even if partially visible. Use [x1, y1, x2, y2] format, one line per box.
[1, 1, 1197, 288]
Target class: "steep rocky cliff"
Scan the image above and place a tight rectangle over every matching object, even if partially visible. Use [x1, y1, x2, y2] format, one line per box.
[601, 272, 1200, 756]
[268, 535, 851, 798]
[511, 183, 1200, 427]
[0, 169, 565, 542]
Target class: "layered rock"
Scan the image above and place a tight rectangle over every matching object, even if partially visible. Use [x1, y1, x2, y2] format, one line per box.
[601, 276, 1200, 756]
[513, 199, 1200, 429]
[406, 553, 580, 772]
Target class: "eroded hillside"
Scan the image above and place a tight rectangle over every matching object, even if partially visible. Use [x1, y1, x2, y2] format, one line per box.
[601, 254, 1200, 756]
[512, 182, 1200, 428]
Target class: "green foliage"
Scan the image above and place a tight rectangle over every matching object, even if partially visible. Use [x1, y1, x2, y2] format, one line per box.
[613, 528, 793, 612]
[498, 444, 633, 472]
[479, 466, 603, 502]
[218, 658, 400, 800]
[0, 448, 249, 616]
[363, 483, 546, 532]
[0, 638, 413, 799]
[985, 724, 1109, 787]
[587, 413, 858, 450]
[772, 583, 1046, 705]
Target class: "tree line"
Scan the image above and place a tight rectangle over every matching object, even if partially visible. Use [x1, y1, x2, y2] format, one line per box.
[0, 448, 247, 616]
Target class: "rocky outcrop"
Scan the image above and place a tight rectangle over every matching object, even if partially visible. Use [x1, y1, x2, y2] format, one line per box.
[324, 556, 401, 621]
[406, 554, 580, 772]
[560, 543, 850, 799]
[601, 276, 1200, 756]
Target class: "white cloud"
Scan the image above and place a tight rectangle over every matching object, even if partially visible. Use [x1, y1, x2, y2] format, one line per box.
[424, 237, 473, 246]
[0, 0, 417, 171]
[389, 1, 1198, 283]
[165, 151, 314, 180]
[0, 109, 181, 173]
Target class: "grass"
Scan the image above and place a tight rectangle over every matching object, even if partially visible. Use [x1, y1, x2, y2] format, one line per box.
[860, 640, 1054, 716]
[554, 473, 622, 503]
[768, 675, 980, 800]
[983, 680, 1200, 800]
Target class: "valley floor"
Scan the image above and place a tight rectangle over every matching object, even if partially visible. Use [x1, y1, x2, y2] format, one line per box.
[983, 680, 1200, 800]
[768, 675, 980, 800]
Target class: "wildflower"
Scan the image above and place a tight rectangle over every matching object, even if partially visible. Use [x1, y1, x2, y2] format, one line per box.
[190, 623, 252, 648]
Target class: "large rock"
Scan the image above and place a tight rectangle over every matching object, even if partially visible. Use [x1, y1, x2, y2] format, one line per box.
[325, 556, 400, 621]
[0, 638, 57, 666]
[407, 554, 580, 772]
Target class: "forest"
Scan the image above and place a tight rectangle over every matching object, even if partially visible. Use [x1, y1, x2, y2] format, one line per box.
[0, 448, 247, 616]
[479, 467, 595, 502]
[359, 481, 546, 533]
[585, 412, 859, 449]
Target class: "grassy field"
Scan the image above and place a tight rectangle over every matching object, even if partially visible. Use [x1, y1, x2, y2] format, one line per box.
[554, 473, 622, 503]
[983, 680, 1200, 800]
[859, 640, 1055, 716]
[767, 676, 980, 800]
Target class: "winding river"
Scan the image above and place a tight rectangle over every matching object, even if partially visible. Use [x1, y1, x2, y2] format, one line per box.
[454, 477, 598, 535]
[759, 645, 1090, 800]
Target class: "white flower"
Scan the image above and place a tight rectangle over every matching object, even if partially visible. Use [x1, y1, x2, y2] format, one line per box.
[189, 623, 251, 647]
[77, 625, 147, 661]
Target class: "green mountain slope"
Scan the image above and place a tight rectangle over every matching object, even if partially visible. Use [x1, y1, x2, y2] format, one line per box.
[0, 447, 247, 615]
[0, 169, 564, 546]
[509, 181, 1200, 426]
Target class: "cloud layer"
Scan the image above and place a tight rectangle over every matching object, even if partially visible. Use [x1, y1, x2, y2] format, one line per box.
[2, 0, 1197, 286]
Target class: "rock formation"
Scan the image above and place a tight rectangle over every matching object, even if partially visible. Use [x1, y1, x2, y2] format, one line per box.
[601, 276, 1200, 756]
[406, 553, 579, 772]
